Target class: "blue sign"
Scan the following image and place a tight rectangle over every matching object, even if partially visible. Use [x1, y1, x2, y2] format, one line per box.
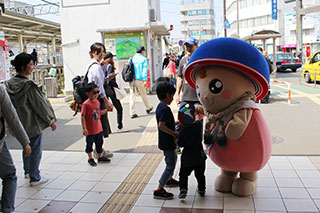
[178, 40, 183, 46]
[224, 19, 230, 29]
[272, 0, 277, 20]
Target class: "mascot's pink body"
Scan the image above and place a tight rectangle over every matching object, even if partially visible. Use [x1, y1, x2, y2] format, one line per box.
[209, 102, 272, 173]
[184, 38, 272, 197]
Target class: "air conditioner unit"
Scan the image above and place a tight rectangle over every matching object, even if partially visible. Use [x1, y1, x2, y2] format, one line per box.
[149, 9, 156, 22]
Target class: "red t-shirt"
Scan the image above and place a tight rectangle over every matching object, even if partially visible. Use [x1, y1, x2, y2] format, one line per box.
[81, 99, 102, 135]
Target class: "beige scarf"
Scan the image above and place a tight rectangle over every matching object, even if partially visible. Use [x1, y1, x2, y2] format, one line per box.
[204, 91, 256, 147]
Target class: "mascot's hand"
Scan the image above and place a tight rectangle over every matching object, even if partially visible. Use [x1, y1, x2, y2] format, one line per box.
[225, 109, 253, 140]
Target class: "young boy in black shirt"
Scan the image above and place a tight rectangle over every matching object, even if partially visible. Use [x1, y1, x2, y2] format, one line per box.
[178, 103, 207, 199]
[153, 81, 180, 200]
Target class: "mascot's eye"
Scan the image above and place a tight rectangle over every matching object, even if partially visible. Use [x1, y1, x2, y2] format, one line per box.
[196, 85, 201, 97]
[209, 79, 223, 94]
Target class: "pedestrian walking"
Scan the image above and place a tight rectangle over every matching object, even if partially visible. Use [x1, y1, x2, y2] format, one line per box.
[81, 83, 111, 166]
[6, 52, 56, 186]
[87, 42, 114, 158]
[101, 52, 127, 132]
[30, 49, 38, 65]
[153, 81, 179, 200]
[0, 85, 31, 213]
[129, 45, 153, 119]
[177, 103, 207, 199]
[168, 54, 177, 87]
[175, 37, 200, 108]
[162, 52, 170, 70]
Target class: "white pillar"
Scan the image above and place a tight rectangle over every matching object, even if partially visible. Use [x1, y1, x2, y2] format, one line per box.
[52, 37, 57, 64]
[18, 33, 23, 53]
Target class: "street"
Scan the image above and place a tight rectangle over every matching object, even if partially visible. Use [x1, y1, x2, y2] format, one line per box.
[6, 72, 320, 155]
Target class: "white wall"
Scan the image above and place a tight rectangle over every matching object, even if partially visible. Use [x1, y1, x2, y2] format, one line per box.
[60, 0, 149, 91]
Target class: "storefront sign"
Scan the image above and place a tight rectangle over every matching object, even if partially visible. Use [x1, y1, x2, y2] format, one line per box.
[272, 0, 278, 20]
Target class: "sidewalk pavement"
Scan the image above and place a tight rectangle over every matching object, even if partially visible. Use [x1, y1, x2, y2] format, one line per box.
[6, 118, 320, 212]
[4, 95, 320, 212]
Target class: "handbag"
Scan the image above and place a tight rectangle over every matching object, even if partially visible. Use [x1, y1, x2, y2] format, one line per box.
[163, 66, 173, 78]
[114, 86, 127, 100]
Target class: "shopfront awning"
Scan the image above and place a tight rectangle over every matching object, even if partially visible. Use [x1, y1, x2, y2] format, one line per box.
[0, 10, 61, 43]
[150, 21, 170, 36]
[97, 22, 170, 36]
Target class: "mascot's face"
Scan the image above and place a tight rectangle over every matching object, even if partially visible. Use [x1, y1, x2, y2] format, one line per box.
[195, 66, 255, 114]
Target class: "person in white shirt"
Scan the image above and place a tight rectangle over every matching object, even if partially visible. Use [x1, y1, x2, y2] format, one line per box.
[87, 43, 114, 157]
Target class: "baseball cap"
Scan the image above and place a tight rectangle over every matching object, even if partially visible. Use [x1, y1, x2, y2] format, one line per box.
[184, 37, 198, 45]
[178, 103, 195, 126]
[136, 45, 145, 53]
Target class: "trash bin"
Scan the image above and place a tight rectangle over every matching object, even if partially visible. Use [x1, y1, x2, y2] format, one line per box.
[44, 77, 57, 98]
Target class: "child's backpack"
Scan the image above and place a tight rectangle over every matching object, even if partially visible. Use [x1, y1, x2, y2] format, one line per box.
[122, 57, 134, 82]
[70, 62, 99, 115]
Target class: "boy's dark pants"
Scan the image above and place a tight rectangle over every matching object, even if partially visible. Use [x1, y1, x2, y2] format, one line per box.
[179, 161, 206, 191]
[85, 132, 103, 154]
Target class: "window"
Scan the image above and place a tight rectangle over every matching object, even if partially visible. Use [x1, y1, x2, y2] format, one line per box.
[240, 0, 247, 9]
[313, 53, 320, 62]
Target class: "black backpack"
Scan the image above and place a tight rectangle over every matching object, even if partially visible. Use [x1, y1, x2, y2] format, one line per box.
[70, 62, 99, 114]
[122, 57, 134, 82]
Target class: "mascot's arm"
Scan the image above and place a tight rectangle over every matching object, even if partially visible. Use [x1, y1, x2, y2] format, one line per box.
[225, 109, 253, 140]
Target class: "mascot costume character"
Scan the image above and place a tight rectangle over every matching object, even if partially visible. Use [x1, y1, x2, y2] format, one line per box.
[184, 37, 272, 197]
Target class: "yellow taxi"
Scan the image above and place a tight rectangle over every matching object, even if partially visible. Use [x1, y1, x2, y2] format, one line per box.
[303, 50, 320, 83]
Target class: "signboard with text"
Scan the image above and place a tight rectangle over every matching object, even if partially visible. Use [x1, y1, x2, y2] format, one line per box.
[272, 0, 278, 20]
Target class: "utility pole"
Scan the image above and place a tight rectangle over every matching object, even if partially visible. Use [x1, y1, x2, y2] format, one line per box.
[236, 0, 239, 36]
[295, 0, 303, 58]
[294, 0, 320, 61]
[223, 0, 227, 37]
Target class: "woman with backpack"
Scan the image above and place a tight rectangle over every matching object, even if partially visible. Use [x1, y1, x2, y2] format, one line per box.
[101, 52, 127, 132]
[87, 43, 114, 158]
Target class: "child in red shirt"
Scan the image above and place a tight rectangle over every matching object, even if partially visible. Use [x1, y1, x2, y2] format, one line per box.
[81, 83, 111, 166]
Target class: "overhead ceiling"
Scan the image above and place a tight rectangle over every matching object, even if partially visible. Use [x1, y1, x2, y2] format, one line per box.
[0, 10, 61, 44]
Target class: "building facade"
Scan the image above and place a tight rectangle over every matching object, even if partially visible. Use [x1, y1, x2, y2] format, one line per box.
[180, 0, 216, 44]
[60, 0, 169, 92]
[226, 0, 320, 55]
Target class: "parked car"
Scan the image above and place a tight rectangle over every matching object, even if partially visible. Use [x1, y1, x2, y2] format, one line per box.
[268, 52, 302, 72]
[302, 50, 320, 83]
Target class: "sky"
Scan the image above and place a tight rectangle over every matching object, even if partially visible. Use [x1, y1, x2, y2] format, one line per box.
[15, 0, 223, 40]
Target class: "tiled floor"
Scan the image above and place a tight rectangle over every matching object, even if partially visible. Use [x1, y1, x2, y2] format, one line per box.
[6, 150, 142, 213]
[4, 150, 320, 212]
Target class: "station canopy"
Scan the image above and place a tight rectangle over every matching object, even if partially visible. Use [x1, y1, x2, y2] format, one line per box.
[0, 10, 61, 44]
[241, 30, 281, 42]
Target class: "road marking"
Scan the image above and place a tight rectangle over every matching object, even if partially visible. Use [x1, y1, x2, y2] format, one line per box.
[272, 84, 320, 105]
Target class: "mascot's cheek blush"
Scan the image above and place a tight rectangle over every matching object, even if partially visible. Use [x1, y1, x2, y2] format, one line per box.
[221, 90, 232, 100]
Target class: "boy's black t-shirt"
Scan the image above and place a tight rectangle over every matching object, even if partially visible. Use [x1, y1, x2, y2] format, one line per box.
[178, 120, 207, 167]
[156, 102, 176, 151]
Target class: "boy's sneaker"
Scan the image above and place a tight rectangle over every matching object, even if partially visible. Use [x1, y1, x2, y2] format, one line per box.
[29, 177, 49, 186]
[153, 188, 174, 200]
[197, 188, 206, 196]
[98, 156, 111, 163]
[179, 188, 187, 199]
[88, 158, 97, 167]
[165, 178, 179, 187]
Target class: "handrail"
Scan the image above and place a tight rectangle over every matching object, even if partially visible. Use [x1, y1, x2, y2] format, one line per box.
[270, 79, 291, 104]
